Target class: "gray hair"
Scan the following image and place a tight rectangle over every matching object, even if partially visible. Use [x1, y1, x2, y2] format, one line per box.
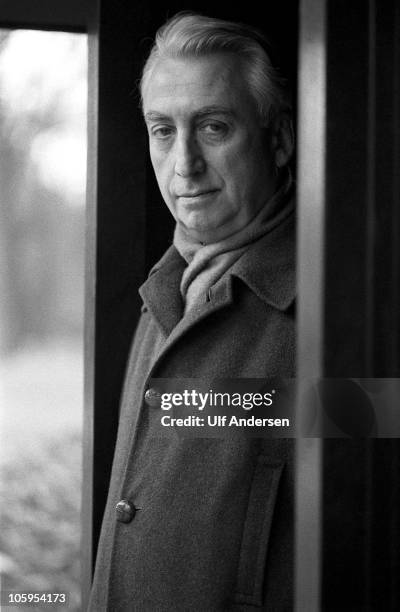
[140, 12, 291, 124]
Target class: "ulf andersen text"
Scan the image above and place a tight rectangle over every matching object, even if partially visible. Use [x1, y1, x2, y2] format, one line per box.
[161, 415, 290, 427]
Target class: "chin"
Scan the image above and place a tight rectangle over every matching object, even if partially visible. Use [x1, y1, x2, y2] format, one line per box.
[180, 214, 213, 234]
[179, 209, 236, 240]
[182, 226, 213, 241]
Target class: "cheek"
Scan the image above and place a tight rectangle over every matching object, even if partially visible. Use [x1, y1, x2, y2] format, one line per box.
[218, 151, 252, 200]
[229, 138, 272, 184]
[150, 154, 171, 194]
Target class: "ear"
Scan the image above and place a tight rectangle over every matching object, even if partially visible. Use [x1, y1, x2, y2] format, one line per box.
[271, 113, 295, 168]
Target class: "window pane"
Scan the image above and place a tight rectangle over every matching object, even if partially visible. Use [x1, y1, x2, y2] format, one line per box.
[0, 29, 87, 611]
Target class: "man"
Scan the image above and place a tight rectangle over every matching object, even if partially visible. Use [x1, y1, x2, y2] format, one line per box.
[89, 12, 295, 611]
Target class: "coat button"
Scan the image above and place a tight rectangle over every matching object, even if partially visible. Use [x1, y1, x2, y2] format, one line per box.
[115, 499, 136, 523]
[144, 387, 161, 408]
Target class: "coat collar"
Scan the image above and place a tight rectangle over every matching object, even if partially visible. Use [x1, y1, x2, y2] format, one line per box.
[229, 210, 296, 311]
[139, 211, 296, 337]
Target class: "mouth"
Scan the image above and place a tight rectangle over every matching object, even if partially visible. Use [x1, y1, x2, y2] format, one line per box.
[176, 191, 219, 210]
[177, 189, 218, 199]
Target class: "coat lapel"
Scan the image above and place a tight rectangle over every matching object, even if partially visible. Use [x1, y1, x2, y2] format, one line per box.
[139, 211, 295, 366]
[139, 247, 185, 336]
[231, 212, 296, 312]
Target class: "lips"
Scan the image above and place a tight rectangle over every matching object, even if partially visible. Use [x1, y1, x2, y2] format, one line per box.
[177, 189, 218, 198]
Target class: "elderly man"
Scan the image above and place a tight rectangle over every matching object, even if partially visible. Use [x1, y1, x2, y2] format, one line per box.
[89, 12, 295, 612]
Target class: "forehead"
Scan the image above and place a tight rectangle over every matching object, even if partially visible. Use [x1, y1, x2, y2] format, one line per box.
[142, 53, 254, 118]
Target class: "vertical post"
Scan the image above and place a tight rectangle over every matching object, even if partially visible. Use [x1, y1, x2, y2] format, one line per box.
[82, 0, 99, 608]
[296, 0, 400, 609]
[295, 0, 326, 610]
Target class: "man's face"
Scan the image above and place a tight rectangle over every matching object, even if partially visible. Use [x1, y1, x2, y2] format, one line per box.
[143, 53, 278, 243]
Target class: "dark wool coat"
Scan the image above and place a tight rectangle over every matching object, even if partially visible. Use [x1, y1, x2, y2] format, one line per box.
[89, 212, 296, 612]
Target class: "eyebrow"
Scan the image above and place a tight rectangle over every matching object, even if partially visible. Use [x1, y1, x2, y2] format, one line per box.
[144, 106, 235, 123]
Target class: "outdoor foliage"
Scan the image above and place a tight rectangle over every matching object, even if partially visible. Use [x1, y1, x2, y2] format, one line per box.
[0, 431, 82, 611]
[0, 29, 86, 611]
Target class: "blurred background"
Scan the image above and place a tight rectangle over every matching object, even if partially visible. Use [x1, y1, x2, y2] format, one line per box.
[0, 29, 87, 610]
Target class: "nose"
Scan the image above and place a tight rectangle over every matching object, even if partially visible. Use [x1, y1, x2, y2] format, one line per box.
[174, 133, 206, 177]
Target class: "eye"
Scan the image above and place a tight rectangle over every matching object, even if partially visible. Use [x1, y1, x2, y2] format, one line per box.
[200, 121, 229, 138]
[150, 125, 174, 139]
